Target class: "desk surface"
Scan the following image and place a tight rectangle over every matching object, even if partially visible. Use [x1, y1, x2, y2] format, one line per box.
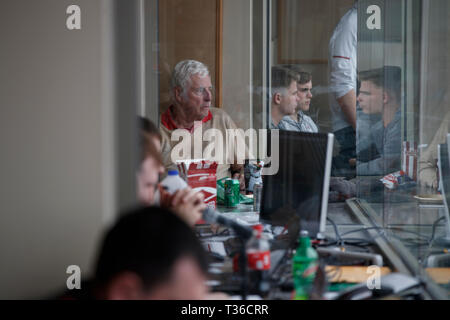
[204, 198, 450, 299]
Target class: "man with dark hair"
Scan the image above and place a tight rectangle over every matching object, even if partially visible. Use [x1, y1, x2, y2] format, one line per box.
[137, 129, 165, 205]
[355, 66, 402, 175]
[270, 66, 300, 128]
[278, 67, 318, 133]
[93, 206, 211, 299]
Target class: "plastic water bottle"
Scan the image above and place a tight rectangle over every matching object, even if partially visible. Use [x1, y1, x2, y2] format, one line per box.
[246, 224, 271, 295]
[246, 160, 264, 193]
[160, 170, 188, 194]
[292, 230, 318, 300]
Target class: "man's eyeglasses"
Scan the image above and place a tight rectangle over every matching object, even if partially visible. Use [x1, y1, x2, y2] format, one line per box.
[191, 86, 214, 97]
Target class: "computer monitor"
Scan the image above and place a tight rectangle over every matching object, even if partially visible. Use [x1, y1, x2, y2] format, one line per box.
[260, 130, 334, 241]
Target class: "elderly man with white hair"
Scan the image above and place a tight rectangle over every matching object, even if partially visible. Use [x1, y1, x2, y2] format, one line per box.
[159, 60, 245, 189]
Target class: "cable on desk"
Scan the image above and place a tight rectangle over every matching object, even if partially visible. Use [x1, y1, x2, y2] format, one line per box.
[326, 222, 429, 250]
[339, 226, 385, 238]
[420, 216, 447, 267]
[388, 227, 429, 240]
[325, 219, 381, 250]
[340, 225, 429, 245]
[319, 237, 375, 252]
[327, 216, 446, 268]
[326, 217, 342, 245]
[338, 238, 376, 247]
[428, 216, 446, 245]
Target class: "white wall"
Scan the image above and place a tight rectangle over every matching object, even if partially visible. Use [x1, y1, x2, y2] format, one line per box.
[0, 0, 124, 299]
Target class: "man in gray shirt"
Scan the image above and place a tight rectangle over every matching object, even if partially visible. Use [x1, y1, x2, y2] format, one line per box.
[270, 66, 300, 129]
[355, 66, 402, 176]
[278, 69, 319, 133]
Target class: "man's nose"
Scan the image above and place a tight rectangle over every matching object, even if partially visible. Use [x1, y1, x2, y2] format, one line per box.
[204, 88, 212, 101]
[308, 90, 313, 98]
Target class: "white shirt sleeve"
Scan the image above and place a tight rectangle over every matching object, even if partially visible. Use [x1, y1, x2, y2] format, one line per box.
[329, 8, 357, 99]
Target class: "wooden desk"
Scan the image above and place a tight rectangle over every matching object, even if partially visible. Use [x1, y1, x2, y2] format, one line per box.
[326, 266, 450, 285]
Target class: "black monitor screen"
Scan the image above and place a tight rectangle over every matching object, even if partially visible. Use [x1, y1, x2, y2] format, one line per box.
[260, 130, 332, 240]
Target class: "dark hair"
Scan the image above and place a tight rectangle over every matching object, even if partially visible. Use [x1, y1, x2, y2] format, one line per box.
[94, 206, 208, 290]
[137, 116, 163, 166]
[139, 131, 163, 166]
[138, 116, 162, 142]
[297, 71, 312, 85]
[271, 66, 299, 92]
[280, 64, 312, 85]
[359, 66, 402, 102]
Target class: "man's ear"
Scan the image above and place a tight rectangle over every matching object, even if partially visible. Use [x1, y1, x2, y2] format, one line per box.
[273, 92, 282, 105]
[174, 87, 184, 104]
[383, 91, 389, 104]
[104, 272, 145, 300]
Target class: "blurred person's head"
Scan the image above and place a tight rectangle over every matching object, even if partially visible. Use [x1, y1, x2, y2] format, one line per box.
[271, 66, 300, 118]
[357, 66, 401, 115]
[170, 60, 213, 125]
[93, 206, 209, 300]
[138, 116, 162, 151]
[137, 131, 164, 205]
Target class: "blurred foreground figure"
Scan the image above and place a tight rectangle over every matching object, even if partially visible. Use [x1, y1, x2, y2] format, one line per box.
[93, 206, 212, 300]
[137, 118, 205, 226]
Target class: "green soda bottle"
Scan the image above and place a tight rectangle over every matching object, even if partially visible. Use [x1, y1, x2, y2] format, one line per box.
[292, 230, 318, 300]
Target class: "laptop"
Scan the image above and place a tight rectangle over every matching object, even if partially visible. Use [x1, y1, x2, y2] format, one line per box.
[260, 130, 334, 243]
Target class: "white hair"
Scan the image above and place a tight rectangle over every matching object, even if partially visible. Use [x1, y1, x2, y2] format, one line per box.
[170, 60, 210, 101]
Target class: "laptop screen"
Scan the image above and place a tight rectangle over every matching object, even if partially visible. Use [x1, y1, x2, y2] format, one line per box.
[260, 130, 334, 242]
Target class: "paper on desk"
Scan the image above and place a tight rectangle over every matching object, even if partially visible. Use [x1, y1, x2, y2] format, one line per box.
[203, 241, 227, 257]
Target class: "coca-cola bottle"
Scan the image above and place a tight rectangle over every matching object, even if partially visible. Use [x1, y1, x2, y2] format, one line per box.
[246, 224, 271, 296]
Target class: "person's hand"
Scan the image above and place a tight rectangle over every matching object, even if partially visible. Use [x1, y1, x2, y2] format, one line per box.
[170, 188, 206, 226]
[419, 167, 439, 189]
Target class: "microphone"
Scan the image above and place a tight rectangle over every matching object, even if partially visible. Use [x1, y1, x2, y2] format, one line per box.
[202, 207, 255, 239]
